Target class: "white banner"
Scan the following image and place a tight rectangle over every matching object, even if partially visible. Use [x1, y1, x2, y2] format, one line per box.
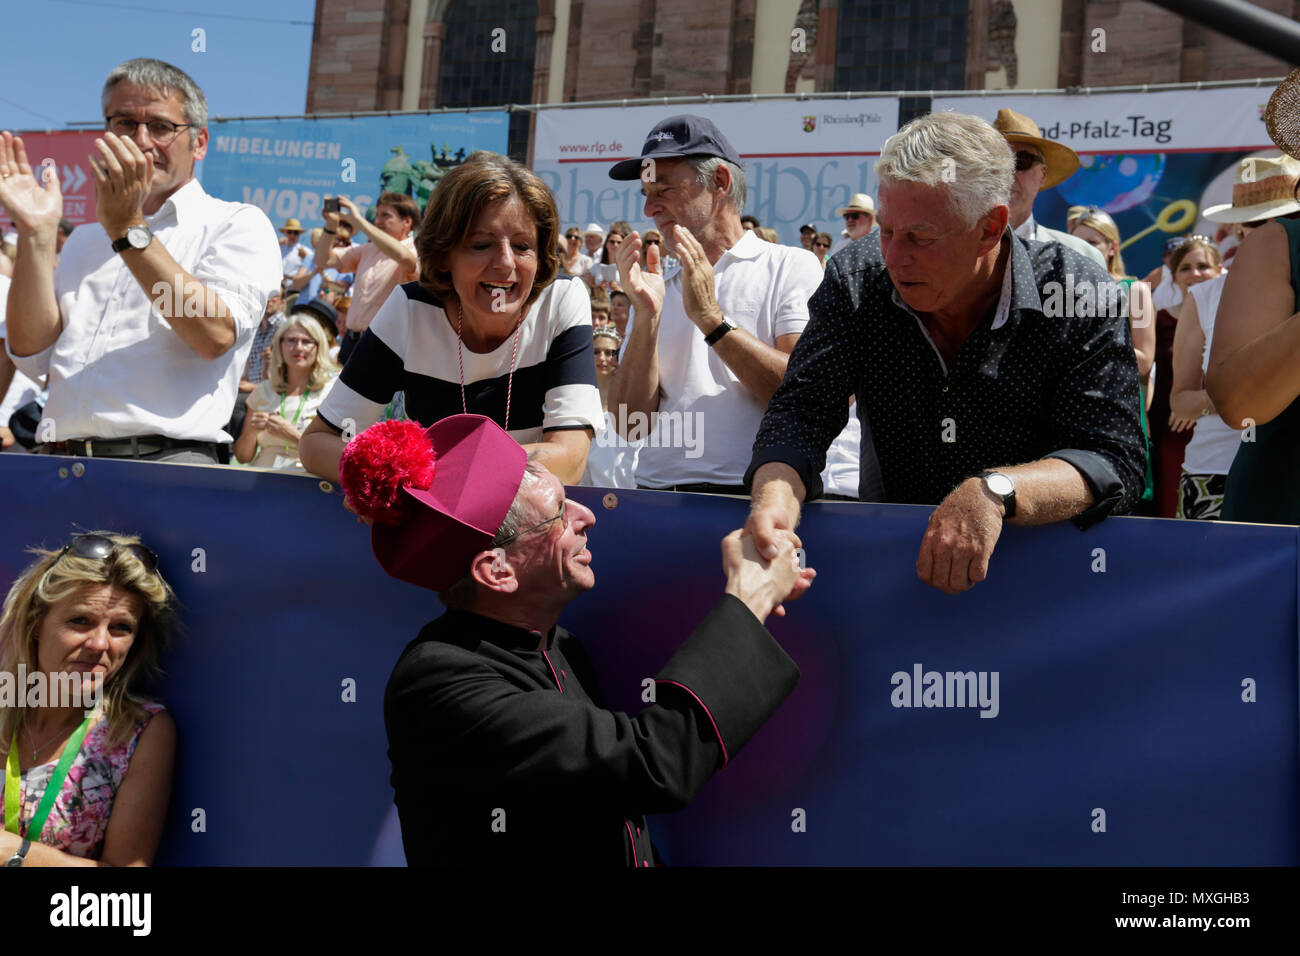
[534, 99, 899, 247]
[932, 87, 1276, 153]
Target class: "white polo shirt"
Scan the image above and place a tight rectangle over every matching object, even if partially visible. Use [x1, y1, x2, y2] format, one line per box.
[6, 178, 281, 443]
[629, 229, 826, 487]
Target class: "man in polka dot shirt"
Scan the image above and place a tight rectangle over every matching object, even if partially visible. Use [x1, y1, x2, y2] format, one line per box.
[745, 111, 1146, 595]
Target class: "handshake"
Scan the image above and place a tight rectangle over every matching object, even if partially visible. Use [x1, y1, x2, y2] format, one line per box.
[720, 527, 815, 625]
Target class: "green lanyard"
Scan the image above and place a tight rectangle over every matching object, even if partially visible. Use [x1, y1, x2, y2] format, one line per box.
[4, 715, 94, 840]
[277, 390, 310, 454]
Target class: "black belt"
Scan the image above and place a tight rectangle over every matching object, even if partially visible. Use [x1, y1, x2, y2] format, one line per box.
[41, 436, 222, 459]
[636, 482, 749, 496]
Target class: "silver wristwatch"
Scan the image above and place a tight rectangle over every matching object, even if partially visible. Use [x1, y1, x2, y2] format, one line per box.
[5, 838, 31, 866]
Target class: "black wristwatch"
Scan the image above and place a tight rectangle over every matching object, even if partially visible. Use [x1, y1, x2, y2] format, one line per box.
[704, 317, 736, 347]
[110, 224, 153, 254]
[5, 838, 31, 867]
[979, 470, 1016, 519]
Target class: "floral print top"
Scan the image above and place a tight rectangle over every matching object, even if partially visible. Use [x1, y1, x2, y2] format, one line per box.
[7, 702, 164, 860]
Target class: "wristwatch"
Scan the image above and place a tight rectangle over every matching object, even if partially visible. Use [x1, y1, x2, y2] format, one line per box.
[5, 838, 31, 867]
[978, 470, 1016, 519]
[111, 224, 154, 254]
[704, 317, 737, 347]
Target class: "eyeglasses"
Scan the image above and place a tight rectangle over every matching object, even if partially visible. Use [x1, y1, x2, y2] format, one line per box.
[1014, 151, 1044, 172]
[813, 241, 830, 249]
[283, 336, 317, 349]
[645, 239, 661, 246]
[566, 234, 581, 241]
[843, 212, 866, 221]
[494, 498, 568, 547]
[105, 115, 194, 145]
[54, 534, 158, 573]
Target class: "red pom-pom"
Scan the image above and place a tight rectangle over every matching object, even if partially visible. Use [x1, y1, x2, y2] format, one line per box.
[338, 419, 436, 525]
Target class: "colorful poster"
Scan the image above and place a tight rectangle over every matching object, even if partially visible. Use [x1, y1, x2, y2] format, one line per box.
[932, 88, 1279, 277]
[198, 113, 509, 231]
[534, 99, 900, 247]
[0, 455, 1294, 865]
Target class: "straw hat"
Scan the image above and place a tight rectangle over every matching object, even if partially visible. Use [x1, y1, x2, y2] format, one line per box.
[280, 218, 303, 232]
[835, 193, 875, 216]
[1266, 68, 1300, 160]
[992, 108, 1081, 189]
[1201, 154, 1300, 223]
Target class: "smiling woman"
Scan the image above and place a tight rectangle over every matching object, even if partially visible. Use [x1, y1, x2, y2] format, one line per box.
[301, 151, 603, 486]
[0, 533, 178, 867]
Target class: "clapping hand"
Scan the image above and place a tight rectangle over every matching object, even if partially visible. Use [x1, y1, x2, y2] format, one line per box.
[88, 132, 153, 237]
[0, 132, 63, 240]
[614, 231, 665, 322]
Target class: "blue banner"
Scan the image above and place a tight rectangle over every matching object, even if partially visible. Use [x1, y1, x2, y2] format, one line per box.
[0, 456, 1295, 865]
[199, 113, 509, 231]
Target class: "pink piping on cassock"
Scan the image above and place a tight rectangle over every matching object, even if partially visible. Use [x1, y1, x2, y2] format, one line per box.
[656, 679, 729, 768]
[541, 650, 563, 693]
[625, 819, 639, 866]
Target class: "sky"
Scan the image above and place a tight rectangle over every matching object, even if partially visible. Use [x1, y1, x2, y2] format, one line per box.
[0, 0, 316, 132]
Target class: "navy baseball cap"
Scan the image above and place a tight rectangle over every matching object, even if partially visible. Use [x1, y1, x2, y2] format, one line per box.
[609, 114, 743, 180]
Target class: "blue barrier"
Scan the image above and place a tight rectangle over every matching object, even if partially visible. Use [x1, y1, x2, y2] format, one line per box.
[0, 454, 1295, 865]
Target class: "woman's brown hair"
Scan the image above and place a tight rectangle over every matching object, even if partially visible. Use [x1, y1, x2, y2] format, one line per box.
[416, 151, 561, 309]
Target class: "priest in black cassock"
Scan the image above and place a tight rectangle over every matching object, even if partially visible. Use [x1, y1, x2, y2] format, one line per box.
[338, 413, 815, 867]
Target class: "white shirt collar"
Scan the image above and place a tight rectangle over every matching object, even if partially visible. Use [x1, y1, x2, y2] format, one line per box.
[147, 177, 205, 225]
[1013, 214, 1036, 240]
[718, 228, 767, 263]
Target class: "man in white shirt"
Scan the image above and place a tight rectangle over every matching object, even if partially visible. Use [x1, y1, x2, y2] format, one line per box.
[607, 115, 826, 492]
[0, 57, 280, 463]
[993, 108, 1106, 268]
[279, 217, 313, 281]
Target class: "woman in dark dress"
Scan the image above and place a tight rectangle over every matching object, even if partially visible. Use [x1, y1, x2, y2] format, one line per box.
[1148, 237, 1223, 517]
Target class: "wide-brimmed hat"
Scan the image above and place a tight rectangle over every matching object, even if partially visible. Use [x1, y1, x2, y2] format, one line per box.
[836, 193, 875, 216]
[1266, 68, 1300, 160]
[281, 218, 304, 232]
[609, 114, 743, 181]
[993, 108, 1081, 189]
[339, 415, 527, 593]
[1202, 154, 1300, 223]
[583, 222, 605, 237]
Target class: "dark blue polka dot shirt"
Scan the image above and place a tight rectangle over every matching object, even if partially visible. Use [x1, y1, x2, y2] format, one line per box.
[747, 231, 1147, 529]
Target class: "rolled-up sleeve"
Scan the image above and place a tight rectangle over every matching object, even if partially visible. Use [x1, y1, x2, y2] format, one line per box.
[747, 254, 863, 500]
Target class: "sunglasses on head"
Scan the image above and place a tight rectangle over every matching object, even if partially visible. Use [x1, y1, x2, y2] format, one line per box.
[55, 534, 159, 573]
[1014, 151, 1044, 172]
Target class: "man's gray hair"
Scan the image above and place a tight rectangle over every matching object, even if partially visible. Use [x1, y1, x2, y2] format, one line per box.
[102, 58, 208, 141]
[874, 112, 1014, 229]
[438, 458, 550, 610]
[688, 156, 747, 214]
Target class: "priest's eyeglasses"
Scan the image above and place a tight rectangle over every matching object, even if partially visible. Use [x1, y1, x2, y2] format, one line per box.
[494, 499, 568, 547]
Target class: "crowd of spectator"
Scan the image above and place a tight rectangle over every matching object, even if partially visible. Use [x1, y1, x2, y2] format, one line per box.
[0, 62, 1296, 529]
[4, 52, 1300, 868]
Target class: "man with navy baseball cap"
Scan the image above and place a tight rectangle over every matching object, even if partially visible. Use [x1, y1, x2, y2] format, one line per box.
[604, 115, 843, 494]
